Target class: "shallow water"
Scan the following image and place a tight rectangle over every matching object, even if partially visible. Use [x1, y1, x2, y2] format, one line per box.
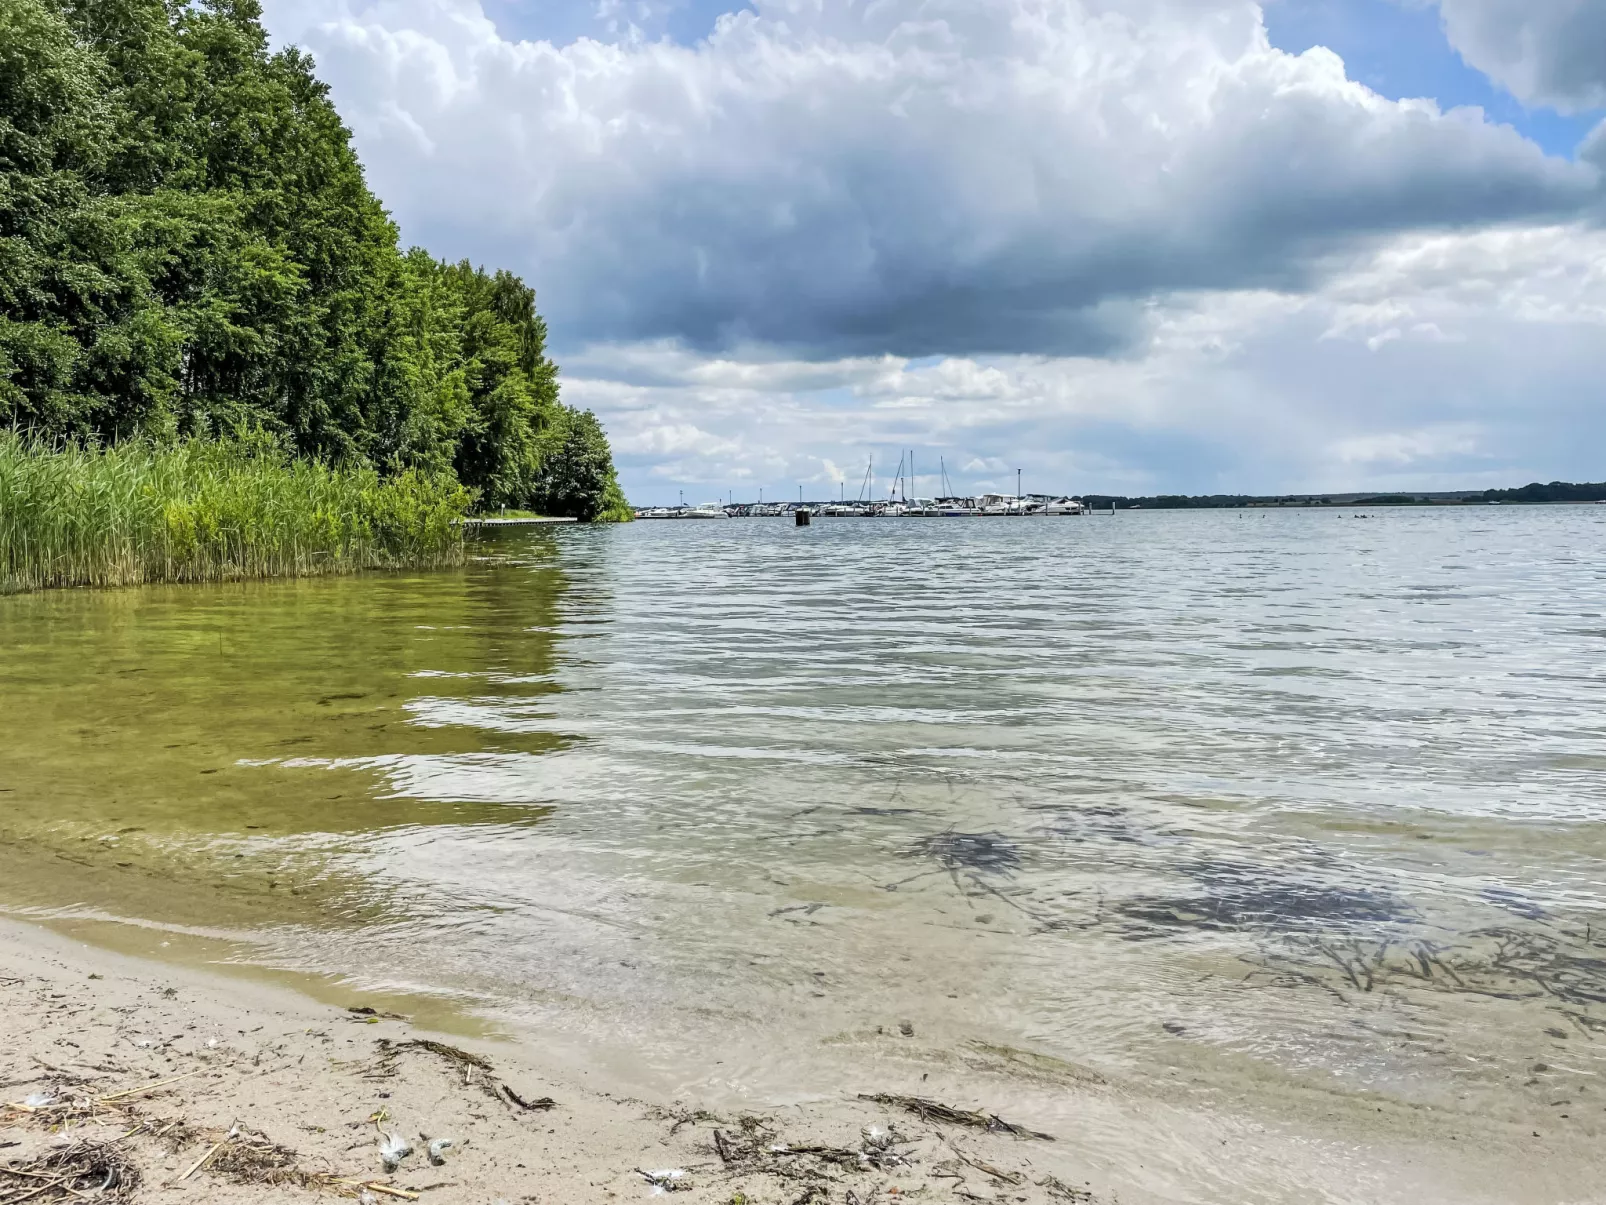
[4, 508, 1606, 1197]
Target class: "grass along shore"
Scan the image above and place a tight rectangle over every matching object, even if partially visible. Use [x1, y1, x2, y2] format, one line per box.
[0, 435, 471, 593]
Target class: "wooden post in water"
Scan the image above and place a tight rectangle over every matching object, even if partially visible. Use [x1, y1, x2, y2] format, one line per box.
[796, 508, 811, 526]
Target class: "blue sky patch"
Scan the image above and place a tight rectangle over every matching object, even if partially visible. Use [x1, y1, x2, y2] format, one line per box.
[1263, 0, 1601, 157]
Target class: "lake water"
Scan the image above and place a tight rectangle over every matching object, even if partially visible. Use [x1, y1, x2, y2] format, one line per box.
[4, 508, 1606, 1201]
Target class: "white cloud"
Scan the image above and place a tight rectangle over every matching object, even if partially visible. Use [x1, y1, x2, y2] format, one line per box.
[566, 224, 1606, 499]
[607, 420, 740, 458]
[1435, 0, 1606, 114]
[1333, 424, 1484, 466]
[264, 0, 1597, 359]
[254, 0, 1606, 499]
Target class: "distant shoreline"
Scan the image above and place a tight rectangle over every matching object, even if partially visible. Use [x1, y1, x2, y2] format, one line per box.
[1078, 480, 1606, 510]
[632, 481, 1606, 514]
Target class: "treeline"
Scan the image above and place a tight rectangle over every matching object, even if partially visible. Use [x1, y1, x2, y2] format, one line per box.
[1082, 484, 1605, 509]
[0, 0, 628, 520]
[1080, 494, 1268, 510]
[1479, 481, 1606, 504]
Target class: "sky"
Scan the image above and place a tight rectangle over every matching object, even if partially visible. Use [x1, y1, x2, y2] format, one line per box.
[258, 0, 1606, 503]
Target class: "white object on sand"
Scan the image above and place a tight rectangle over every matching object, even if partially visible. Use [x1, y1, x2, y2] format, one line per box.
[378, 1131, 413, 1172]
[638, 1168, 687, 1195]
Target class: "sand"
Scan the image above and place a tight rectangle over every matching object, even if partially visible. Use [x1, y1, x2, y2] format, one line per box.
[9, 916, 1606, 1205]
[0, 919, 1105, 1205]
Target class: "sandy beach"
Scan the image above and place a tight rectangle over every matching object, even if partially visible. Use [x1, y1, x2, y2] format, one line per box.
[0, 919, 1111, 1205]
[7, 915, 1606, 1205]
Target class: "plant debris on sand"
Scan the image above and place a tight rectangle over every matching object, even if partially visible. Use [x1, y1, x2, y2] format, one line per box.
[1, 1081, 413, 1202]
[858, 1095, 1055, 1141]
[1, 1139, 140, 1204]
[368, 1038, 555, 1113]
[2, 926, 1107, 1205]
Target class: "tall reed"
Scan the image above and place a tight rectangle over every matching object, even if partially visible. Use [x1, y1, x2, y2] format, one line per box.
[0, 434, 471, 593]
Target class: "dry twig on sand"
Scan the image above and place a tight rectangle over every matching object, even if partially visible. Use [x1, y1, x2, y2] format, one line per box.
[500, 1086, 555, 1112]
[393, 1041, 492, 1073]
[857, 1094, 1055, 1141]
[371, 1039, 552, 1117]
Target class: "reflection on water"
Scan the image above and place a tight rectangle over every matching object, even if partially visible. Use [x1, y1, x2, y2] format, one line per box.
[4, 508, 1606, 1191]
[0, 555, 571, 927]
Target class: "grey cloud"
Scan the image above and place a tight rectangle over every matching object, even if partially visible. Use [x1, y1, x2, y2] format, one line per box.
[1436, 0, 1606, 113]
[1583, 118, 1606, 170]
[272, 0, 1599, 360]
[562, 223, 1606, 501]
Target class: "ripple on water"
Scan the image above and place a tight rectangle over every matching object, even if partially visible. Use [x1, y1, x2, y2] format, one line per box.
[3, 508, 1606, 1189]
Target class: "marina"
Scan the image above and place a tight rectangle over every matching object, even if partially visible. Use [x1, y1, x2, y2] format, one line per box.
[633, 453, 1103, 518]
[634, 494, 1094, 518]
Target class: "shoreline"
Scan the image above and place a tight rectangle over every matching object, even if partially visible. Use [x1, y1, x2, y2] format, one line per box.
[6, 915, 1603, 1205]
[0, 917, 1115, 1205]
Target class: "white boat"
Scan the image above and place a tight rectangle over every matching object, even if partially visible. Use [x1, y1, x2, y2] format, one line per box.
[1044, 497, 1084, 515]
[977, 493, 1010, 516]
[978, 493, 1035, 515]
[682, 505, 728, 519]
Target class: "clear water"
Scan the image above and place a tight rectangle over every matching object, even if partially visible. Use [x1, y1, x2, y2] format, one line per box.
[4, 507, 1605, 1199]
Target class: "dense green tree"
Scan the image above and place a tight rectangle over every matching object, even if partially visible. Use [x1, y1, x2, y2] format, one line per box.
[535, 408, 632, 522]
[0, 0, 626, 518]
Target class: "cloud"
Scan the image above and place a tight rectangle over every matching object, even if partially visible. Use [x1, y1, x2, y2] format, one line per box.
[254, 1, 1606, 499]
[264, 0, 1598, 361]
[563, 223, 1606, 499]
[1435, 0, 1606, 114]
[1333, 424, 1484, 466]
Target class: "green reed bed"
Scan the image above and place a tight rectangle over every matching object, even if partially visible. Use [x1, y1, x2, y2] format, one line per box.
[0, 435, 471, 593]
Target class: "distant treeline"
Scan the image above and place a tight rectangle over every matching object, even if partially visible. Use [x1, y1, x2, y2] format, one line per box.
[1477, 481, 1606, 504]
[1080, 482, 1606, 509]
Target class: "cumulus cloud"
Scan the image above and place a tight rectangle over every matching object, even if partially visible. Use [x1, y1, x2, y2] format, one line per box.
[1435, 0, 1606, 114]
[253, 0, 1606, 499]
[264, 0, 1597, 360]
[564, 224, 1606, 497]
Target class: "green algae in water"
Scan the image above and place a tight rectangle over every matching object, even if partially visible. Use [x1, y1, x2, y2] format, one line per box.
[0, 536, 570, 930]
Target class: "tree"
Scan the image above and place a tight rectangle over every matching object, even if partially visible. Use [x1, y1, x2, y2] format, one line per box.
[0, 0, 627, 518]
[536, 409, 631, 522]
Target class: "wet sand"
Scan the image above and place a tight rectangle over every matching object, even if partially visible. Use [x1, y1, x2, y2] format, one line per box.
[6, 918, 1606, 1205]
[0, 919, 1117, 1205]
